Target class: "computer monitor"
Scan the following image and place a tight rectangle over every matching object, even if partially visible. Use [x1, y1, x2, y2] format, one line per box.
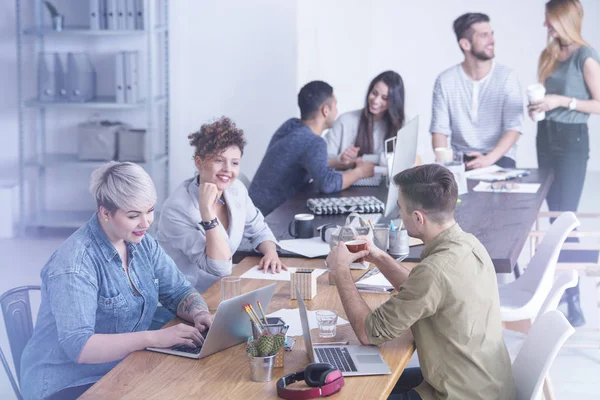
[384, 116, 419, 219]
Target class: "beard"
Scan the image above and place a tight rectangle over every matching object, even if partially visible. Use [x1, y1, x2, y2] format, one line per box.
[471, 47, 494, 61]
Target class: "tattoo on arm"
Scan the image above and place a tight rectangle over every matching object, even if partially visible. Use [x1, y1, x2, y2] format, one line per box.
[177, 291, 207, 316]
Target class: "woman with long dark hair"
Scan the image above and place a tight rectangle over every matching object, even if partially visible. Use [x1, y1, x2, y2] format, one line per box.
[528, 0, 600, 326]
[326, 71, 406, 169]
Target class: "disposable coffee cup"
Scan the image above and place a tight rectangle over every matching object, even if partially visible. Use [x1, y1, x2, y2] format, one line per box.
[434, 147, 453, 164]
[345, 239, 368, 263]
[527, 84, 546, 121]
[289, 213, 314, 239]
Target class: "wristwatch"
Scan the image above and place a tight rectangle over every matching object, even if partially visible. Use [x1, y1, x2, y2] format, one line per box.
[568, 98, 577, 111]
[200, 217, 219, 231]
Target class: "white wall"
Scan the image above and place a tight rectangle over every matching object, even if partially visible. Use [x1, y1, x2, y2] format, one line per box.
[297, 0, 600, 170]
[169, 0, 298, 189]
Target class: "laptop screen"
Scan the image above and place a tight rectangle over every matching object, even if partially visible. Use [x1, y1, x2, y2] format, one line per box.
[296, 286, 315, 363]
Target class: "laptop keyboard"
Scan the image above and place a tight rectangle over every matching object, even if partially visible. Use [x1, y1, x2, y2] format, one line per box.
[168, 329, 209, 355]
[315, 347, 358, 372]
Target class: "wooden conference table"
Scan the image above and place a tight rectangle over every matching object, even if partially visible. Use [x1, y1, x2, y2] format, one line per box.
[81, 257, 416, 399]
[238, 168, 553, 274]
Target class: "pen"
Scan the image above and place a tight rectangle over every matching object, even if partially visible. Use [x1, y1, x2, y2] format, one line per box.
[389, 221, 395, 231]
[217, 198, 225, 205]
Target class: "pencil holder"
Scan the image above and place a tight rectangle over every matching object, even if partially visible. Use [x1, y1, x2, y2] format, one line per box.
[274, 346, 285, 368]
[290, 268, 318, 300]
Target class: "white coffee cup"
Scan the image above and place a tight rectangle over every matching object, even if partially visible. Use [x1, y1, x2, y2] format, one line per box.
[527, 84, 546, 121]
[434, 147, 453, 164]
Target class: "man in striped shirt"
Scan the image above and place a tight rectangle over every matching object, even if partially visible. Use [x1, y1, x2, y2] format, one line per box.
[431, 13, 524, 170]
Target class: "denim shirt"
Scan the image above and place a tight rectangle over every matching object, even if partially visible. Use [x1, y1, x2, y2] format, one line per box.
[20, 213, 202, 400]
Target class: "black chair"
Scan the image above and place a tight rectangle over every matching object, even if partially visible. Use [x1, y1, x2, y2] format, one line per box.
[0, 285, 40, 400]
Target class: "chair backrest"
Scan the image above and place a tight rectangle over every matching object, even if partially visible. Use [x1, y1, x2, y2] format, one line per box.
[0, 286, 40, 389]
[237, 172, 251, 189]
[536, 270, 578, 320]
[512, 310, 575, 400]
[512, 212, 579, 311]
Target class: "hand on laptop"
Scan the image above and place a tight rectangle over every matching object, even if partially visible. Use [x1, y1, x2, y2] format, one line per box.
[193, 310, 213, 333]
[151, 323, 206, 349]
[257, 251, 288, 273]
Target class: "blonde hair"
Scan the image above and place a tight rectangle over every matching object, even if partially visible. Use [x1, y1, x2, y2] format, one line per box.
[538, 0, 589, 83]
[90, 161, 157, 213]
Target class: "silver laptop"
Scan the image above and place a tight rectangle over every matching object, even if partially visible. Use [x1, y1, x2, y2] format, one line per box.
[146, 284, 276, 359]
[296, 286, 391, 376]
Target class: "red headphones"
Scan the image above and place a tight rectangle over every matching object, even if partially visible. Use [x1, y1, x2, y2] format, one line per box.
[277, 363, 344, 399]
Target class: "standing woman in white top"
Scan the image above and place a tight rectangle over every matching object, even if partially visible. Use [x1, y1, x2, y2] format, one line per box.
[326, 71, 406, 170]
[528, 0, 600, 327]
[157, 117, 285, 293]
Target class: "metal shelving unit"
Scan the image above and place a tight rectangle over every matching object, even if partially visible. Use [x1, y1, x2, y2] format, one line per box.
[15, 0, 170, 231]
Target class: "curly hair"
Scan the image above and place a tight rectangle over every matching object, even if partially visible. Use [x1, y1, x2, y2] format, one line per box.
[188, 116, 247, 160]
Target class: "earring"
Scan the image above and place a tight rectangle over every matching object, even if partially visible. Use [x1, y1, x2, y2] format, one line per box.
[104, 218, 108, 222]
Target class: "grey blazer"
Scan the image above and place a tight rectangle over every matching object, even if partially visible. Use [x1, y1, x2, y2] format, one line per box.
[157, 177, 276, 293]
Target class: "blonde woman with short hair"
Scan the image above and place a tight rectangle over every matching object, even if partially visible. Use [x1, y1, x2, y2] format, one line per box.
[21, 162, 213, 400]
[528, 0, 600, 327]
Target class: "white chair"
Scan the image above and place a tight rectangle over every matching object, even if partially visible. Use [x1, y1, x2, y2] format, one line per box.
[537, 270, 579, 319]
[512, 310, 575, 400]
[500, 212, 580, 329]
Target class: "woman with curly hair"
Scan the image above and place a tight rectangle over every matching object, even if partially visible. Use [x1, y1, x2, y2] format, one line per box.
[157, 117, 284, 293]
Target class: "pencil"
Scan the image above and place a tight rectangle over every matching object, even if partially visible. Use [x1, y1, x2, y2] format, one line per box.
[257, 301, 269, 325]
[244, 305, 262, 327]
[248, 304, 263, 327]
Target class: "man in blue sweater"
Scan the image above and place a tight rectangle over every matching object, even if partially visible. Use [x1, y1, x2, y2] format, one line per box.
[249, 81, 375, 216]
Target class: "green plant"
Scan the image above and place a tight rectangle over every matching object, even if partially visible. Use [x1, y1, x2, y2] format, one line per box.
[246, 332, 285, 357]
[43, 1, 59, 18]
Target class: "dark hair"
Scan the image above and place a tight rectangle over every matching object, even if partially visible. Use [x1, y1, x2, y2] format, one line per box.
[298, 81, 334, 120]
[453, 12, 490, 42]
[188, 116, 246, 160]
[393, 164, 458, 224]
[355, 71, 405, 156]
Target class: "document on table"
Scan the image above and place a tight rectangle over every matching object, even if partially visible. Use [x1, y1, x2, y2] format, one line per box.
[278, 237, 331, 258]
[465, 165, 530, 181]
[240, 265, 327, 281]
[355, 269, 394, 292]
[266, 308, 349, 337]
[472, 181, 541, 193]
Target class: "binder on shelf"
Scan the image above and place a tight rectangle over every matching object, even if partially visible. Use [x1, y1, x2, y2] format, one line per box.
[66, 52, 96, 102]
[115, 52, 126, 103]
[55, 53, 69, 101]
[106, 0, 117, 30]
[99, 0, 107, 29]
[125, 0, 136, 30]
[135, 0, 144, 30]
[37, 53, 55, 102]
[116, 0, 126, 30]
[89, 0, 101, 30]
[124, 51, 139, 104]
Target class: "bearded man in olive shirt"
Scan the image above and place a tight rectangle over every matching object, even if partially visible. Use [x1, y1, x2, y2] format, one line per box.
[326, 164, 514, 400]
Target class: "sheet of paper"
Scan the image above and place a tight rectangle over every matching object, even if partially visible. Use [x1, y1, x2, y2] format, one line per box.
[266, 308, 349, 337]
[410, 237, 423, 247]
[356, 272, 393, 288]
[240, 265, 327, 281]
[466, 166, 530, 181]
[472, 182, 541, 194]
[278, 237, 331, 258]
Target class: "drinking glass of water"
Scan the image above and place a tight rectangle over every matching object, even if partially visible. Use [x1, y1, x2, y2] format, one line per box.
[316, 310, 338, 338]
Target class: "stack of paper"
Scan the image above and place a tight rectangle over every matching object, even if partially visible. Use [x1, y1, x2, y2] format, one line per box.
[465, 165, 530, 182]
[240, 265, 327, 281]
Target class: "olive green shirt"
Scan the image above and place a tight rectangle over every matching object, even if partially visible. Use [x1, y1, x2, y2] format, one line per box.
[365, 224, 514, 400]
